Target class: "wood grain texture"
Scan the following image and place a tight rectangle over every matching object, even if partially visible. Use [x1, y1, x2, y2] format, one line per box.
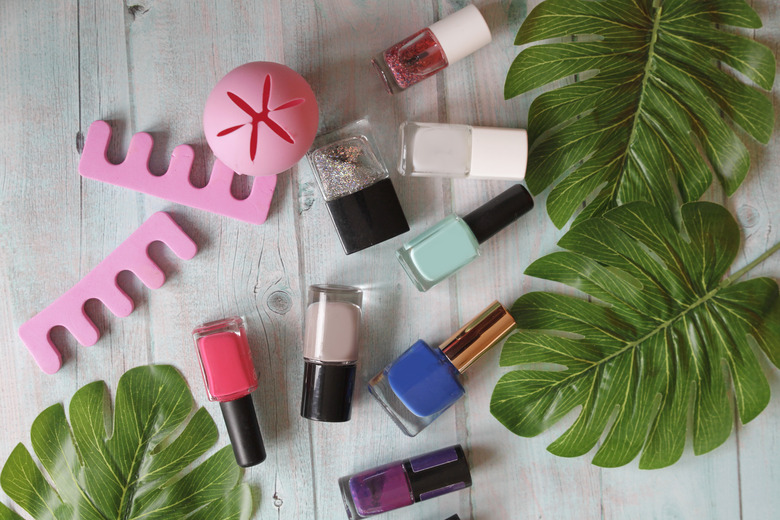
[0, 0, 778, 519]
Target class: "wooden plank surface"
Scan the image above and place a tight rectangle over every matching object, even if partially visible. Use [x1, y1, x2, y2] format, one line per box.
[1, 1, 778, 519]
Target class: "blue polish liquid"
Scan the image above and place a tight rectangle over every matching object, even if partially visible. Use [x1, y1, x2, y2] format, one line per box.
[386, 340, 465, 418]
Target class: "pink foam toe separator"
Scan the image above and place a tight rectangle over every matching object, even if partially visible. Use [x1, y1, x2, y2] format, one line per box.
[18, 212, 198, 374]
[79, 120, 277, 224]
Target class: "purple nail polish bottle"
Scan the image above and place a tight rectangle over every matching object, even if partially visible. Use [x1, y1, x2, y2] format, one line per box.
[338, 445, 471, 518]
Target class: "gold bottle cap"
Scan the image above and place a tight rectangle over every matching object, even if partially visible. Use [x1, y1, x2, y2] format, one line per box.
[439, 301, 516, 373]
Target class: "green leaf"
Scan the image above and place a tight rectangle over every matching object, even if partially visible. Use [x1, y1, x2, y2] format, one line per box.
[490, 202, 780, 469]
[188, 485, 252, 520]
[0, 365, 253, 519]
[0, 504, 24, 520]
[505, 0, 776, 228]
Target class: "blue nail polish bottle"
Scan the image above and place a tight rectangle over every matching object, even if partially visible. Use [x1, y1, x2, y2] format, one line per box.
[368, 301, 516, 436]
[388, 339, 466, 417]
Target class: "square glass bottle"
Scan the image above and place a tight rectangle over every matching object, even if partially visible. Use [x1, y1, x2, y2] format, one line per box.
[368, 301, 516, 436]
[339, 444, 471, 518]
[398, 121, 528, 180]
[192, 316, 266, 467]
[371, 4, 492, 94]
[397, 184, 533, 291]
[307, 119, 409, 254]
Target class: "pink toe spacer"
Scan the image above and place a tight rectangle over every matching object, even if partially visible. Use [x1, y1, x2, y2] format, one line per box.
[78, 120, 277, 225]
[18, 212, 198, 374]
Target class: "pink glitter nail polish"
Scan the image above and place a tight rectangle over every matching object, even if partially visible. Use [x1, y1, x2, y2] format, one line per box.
[371, 4, 492, 95]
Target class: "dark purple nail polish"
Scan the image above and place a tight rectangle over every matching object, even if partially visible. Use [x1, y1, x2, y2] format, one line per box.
[338, 445, 471, 518]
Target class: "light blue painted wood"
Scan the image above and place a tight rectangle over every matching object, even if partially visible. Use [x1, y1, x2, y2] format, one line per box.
[0, 1, 778, 519]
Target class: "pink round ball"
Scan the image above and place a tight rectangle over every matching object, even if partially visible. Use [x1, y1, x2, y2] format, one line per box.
[203, 61, 319, 177]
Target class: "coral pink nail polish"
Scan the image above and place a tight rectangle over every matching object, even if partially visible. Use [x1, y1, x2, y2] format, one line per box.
[193, 316, 266, 467]
[371, 4, 491, 94]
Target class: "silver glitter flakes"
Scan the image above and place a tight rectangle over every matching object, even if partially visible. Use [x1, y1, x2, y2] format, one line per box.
[310, 136, 387, 201]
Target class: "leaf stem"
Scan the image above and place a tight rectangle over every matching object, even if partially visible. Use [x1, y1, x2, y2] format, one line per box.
[628, 4, 662, 146]
[611, 2, 663, 203]
[725, 241, 780, 284]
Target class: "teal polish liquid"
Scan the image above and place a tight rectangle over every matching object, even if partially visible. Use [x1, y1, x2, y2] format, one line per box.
[401, 215, 480, 286]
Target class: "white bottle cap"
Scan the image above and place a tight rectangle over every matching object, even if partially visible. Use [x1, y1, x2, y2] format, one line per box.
[429, 4, 492, 65]
[469, 127, 528, 181]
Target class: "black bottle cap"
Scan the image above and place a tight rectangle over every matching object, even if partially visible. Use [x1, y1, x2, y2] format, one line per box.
[403, 444, 472, 503]
[219, 395, 266, 467]
[462, 184, 534, 244]
[300, 361, 356, 422]
[325, 178, 410, 254]
[444, 516, 462, 520]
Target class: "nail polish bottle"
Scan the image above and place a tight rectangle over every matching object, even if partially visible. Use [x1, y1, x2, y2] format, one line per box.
[397, 184, 533, 292]
[371, 4, 492, 94]
[339, 444, 472, 518]
[192, 316, 266, 467]
[399, 121, 528, 180]
[368, 301, 515, 436]
[307, 119, 409, 254]
[301, 284, 363, 422]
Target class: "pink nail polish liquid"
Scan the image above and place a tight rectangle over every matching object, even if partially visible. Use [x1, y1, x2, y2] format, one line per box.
[371, 4, 491, 94]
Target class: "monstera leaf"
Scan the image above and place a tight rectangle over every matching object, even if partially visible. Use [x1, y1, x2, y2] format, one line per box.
[0, 365, 252, 519]
[505, 0, 776, 228]
[490, 202, 780, 469]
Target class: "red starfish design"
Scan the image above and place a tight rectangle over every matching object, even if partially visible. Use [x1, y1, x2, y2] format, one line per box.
[217, 75, 305, 161]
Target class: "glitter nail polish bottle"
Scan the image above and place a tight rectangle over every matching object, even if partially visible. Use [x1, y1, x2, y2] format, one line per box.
[307, 119, 409, 255]
[399, 121, 528, 180]
[371, 4, 492, 95]
[338, 445, 472, 518]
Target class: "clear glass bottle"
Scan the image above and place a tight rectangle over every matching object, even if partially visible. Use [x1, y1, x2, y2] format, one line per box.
[399, 121, 528, 180]
[371, 4, 492, 94]
[301, 284, 363, 422]
[372, 28, 448, 94]
[397, 214, 480, 292]
[338, 445, 472, 518]
[368, 301, 516, 436]
[397, 184, 534, 292]
[307, 120, 409, 254]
